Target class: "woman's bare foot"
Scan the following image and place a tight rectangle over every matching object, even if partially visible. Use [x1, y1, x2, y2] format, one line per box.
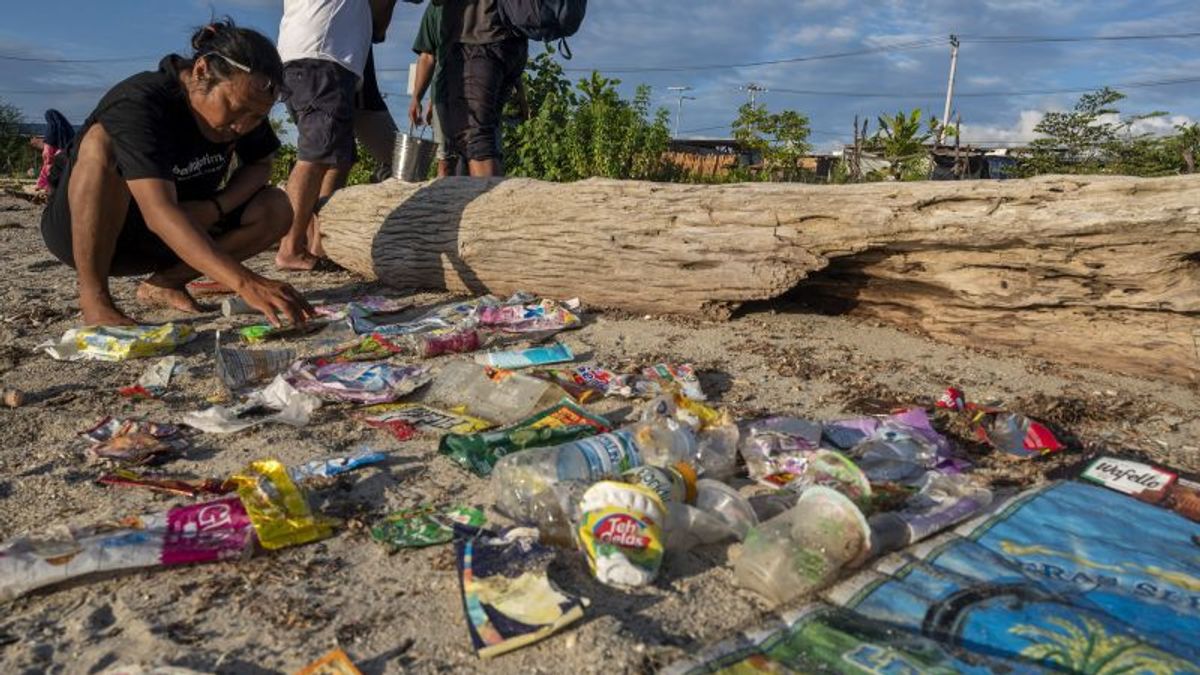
[81, 303, 137, 326]
[275, 249, 320, 271]
[136, 280, 204, 314]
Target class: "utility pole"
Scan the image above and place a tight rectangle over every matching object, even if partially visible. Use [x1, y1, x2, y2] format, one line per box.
[939, 34, 960, 145]
[741, 83, 766, 106]
[667, 86, 695, 137]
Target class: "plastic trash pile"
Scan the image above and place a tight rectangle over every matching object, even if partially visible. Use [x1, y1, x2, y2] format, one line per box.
[8, 291, 1198, 672]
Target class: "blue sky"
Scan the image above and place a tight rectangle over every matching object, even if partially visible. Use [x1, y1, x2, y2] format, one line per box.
[2, 0, 1198, 150]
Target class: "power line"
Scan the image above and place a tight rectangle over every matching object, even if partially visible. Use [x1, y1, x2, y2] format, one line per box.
[0, 54, 155, 63]
[375, 39, 946, 75]
[6, 29, 1200, 69]
[768, 75, 1200, 100]
[963, 31, 1200, 44]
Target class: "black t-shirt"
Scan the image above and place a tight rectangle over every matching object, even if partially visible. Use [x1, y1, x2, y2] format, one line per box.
[75, 55, 280, 201]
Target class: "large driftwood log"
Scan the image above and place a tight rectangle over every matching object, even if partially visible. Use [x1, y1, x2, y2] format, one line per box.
[320, 175, 1200, 383]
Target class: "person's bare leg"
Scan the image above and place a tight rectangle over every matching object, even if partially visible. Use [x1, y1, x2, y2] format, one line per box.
[277, 160, 328, 270]
[304, 161, 351, 260]
[468, 158, 502, 177]
[139, 187, 293, 310]
[68, 124, 137, 326]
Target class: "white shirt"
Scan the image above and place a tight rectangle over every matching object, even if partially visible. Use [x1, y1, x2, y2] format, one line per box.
[278, 0, 372, 78]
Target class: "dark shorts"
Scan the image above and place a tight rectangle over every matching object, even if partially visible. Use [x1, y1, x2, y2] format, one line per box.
[445, 39, 528, 161]
[40, 160, 251, 276]
[284, 58, 358, 165]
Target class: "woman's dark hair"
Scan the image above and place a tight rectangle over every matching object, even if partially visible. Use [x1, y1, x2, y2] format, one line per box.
[190, 17, 285, 98]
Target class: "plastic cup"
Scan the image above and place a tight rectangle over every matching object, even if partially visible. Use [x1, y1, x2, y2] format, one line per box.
[787, 450, 872, 508]
[694, 479, 758, 540]
[735, 486, 871, 605]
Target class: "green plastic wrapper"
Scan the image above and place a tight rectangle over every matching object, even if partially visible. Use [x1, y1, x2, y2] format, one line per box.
[371, 505, 487, 549]
[438, 400, 611, 477]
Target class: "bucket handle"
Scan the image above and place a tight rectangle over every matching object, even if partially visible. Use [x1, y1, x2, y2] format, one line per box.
[407, 123, 431, 141]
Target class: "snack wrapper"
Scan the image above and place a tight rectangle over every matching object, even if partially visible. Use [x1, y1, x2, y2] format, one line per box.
[41, 324, 195, 362]
[638, 363, 706, 400]
[576, 482, 666, 588]
[80, 416, 189, 466]
[287, 361, 431, 405]
[97, 470, 232, 497]
[288, 448, 388, 486]
[360, 403, 493, 440]
[230, 460, 337, 550]
[475, 342, 574, 370]
[237, 321, 326, 345]
[439, 401, 611, 476]
[476, 298, 582, 334]
[329, 333, 408, 362]
[295, 648, 364, 675]
[458, 529, 586, 658]
[372, 505, 486, 549]
[0, 496, 254, 602]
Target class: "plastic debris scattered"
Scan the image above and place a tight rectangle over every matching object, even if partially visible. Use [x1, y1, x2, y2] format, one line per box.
[371, 505, 486, 549]
[41, 323, 195, 362]
[439, 400, 611, 477]
[79, 416, 190, 466]
[457, 529, 586, 658]
[286, 361, 431, 404]
[360, 402, 493, 441]
[475, 342, 574, 369]
[182, 375, 321, 434]
[216, 331, 296, 390]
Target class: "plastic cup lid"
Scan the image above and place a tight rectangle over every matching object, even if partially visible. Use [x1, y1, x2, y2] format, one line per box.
[794, 485, 872, 568]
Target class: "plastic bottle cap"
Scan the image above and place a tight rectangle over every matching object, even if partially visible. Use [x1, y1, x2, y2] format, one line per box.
[673, 461, 699, 504]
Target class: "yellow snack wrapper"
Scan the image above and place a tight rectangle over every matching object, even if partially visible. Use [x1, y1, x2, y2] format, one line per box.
[232, 460, 337, 550]
[295, 647, 363, 675]
[41, 324, 195, 362]
[674, 393, 728, 430]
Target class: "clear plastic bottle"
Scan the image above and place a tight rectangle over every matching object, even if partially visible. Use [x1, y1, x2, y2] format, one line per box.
[492, 429, 643, 522]
[423, 360, 570, 425]
[527, 463, 699, 549]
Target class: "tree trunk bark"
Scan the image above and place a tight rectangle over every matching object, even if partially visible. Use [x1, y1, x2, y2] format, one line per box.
[319, 175, 1200, 384]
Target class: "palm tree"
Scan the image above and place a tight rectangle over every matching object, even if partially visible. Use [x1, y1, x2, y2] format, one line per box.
[870, 109, 932, 180]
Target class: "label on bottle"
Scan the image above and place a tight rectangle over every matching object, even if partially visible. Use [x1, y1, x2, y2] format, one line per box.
[622, 464, 693, 504]
[569, 430, 642, 480]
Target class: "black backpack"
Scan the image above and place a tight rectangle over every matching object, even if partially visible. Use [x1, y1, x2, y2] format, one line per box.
[497, 0, 587, 57]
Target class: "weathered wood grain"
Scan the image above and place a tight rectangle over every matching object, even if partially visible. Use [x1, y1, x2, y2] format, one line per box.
[320, 175, 1200, 382]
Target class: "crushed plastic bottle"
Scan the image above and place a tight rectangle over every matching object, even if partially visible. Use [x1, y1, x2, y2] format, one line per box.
[423, 360, 572, 425]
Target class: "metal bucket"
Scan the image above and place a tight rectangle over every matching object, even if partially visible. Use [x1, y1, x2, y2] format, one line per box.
[393, 124, 437, 182]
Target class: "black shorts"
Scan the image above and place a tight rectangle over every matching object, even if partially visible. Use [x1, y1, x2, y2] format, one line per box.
[284, 59, 358, 165]
[40, 162, 251, 276]
[445, 39, 528, 161]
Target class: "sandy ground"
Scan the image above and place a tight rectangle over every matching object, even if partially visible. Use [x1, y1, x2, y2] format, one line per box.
[0, 191, 1197, 675]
